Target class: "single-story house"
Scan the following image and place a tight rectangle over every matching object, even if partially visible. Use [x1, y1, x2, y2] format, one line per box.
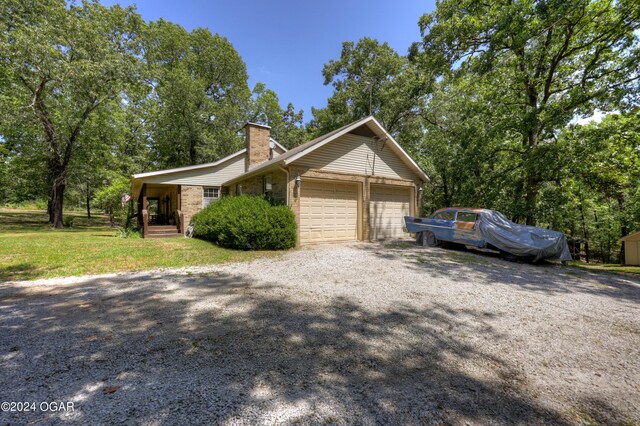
[620, 231, 640, 266]
[131, 116, 429, 244]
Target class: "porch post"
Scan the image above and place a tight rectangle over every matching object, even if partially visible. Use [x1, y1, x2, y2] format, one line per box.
[142, 183, 148, 210]
[142, 183, 148, 238]
[177, 185, 184, 235]
[137, 191, 143, 227]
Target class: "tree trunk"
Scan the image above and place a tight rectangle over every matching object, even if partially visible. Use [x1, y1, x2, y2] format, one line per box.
[580, 195, 589, 263]
[617, 197, 627, 264]
[51, 176, 65, 229]
[593, 210, 601, 263]
[28, 77, 98, 230]
[441, 169, 450, 206]
[189, 136, 197, 165]
[47, 196, 54, 224]
[86, 181, 91, 223]
[523, 130, 541, 226]
[524, 174, 538, 226]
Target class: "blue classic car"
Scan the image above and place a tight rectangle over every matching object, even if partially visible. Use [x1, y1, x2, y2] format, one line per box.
[404, 208, 572, 262]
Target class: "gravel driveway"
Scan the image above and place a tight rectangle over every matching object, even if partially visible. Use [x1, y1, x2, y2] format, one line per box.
[1, 242, 639, 425]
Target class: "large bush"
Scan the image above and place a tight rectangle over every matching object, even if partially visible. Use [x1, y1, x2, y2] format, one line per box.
[93, 177, 132, 226]
[192, 195, 296, 250]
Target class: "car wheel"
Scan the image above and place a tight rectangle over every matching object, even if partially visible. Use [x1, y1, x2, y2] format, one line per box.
[425, 231, 438, 247]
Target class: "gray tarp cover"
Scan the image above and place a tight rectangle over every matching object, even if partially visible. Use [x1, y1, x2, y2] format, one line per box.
[477, 210, 572, 262]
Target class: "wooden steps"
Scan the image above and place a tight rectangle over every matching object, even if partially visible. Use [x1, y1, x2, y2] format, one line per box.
[145, 226, 182, 238]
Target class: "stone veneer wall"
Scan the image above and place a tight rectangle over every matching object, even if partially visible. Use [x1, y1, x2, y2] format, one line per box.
[180, 185, 203, 233]
[230, 170, 288, 203]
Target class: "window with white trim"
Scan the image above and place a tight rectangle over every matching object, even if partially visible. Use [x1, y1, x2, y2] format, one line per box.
[203, 187, 219, 207]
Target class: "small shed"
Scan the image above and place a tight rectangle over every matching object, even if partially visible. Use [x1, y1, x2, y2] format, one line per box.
[620, 231, 640, 266]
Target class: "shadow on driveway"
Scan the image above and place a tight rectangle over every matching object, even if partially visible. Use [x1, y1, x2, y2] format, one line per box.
[0, 269, 569, 425]
[363, 240, 640, 305]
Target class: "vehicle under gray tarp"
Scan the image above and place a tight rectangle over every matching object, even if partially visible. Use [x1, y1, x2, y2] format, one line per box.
[478, 210, 572, 262]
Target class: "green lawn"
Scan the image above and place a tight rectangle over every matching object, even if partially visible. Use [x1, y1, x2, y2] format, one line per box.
[567, 261, 640, 277]
[0, 209, 278, 281]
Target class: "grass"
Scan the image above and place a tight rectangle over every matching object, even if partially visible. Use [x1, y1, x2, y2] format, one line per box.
[567, 261, 640, 277]
[0, 209, 278, 282]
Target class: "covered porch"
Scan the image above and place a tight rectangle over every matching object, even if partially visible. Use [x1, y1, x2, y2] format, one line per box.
[133, 182, 185, 238]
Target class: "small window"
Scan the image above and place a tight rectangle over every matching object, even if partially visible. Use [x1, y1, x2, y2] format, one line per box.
[456, 212, 478, 222]
[263, 175, 272, 194]
[203, 187, 219, 207]
[432, 210, 455, 220]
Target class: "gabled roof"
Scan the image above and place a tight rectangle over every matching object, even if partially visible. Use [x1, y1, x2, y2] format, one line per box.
[131, 137, 288, 181]
[132, 149, 247, 180]
[620, 231, 640, 242]
[224, 116, 429, 186]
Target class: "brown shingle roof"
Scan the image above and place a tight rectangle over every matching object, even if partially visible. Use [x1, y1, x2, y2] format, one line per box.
[223, 115, 429, 185]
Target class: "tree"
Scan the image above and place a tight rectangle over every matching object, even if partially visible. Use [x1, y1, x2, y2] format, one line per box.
[414, 0, 640, 224]
[0, 115, 49, 205]
[561, 111, 640, 261]
[93, 176, 132, 226]
[144, 20, 251, 167]
[280, 102, 307, 148]
[0, 0, 144, 228]
[310, 38, 430, 142]
[246, 83, 307, 148]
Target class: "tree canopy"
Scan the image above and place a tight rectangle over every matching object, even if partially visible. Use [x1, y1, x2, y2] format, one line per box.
[0, 0, 638, 263]
[412, 0, 640, 224]
[0, 0, 144, 227]
[0, 0, 305, 227]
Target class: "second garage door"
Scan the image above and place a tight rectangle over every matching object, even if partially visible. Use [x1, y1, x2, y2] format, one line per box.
[370, 185, 412, 240]
[300, 180, 359, 243]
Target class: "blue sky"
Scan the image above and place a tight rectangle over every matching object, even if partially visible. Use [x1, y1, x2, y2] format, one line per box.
[101, 0, 436, 121]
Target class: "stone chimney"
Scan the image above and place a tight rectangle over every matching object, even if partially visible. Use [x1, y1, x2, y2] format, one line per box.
[245, 122, 271, 171]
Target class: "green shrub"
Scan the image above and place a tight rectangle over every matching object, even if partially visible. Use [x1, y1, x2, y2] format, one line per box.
[62, 216, 74, 228]
[93, 177, 132, 226]
[116, 226, 142, 239]
[192, 195, 296, 250]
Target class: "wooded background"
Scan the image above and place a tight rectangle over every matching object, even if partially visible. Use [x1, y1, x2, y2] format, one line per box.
[1, 0, 639, 263]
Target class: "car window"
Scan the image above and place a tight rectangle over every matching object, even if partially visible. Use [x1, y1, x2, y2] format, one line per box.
[432, 211, 455, 220]
[456, 212, 478, 222]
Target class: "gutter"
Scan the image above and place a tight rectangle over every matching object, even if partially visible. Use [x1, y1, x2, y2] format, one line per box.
[222, 160, 285, 188]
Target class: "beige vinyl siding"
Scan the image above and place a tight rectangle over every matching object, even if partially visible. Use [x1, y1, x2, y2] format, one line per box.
[622, 232, 640, 265]
[299, 180, 359, 243]
[143, 155, 246, 186]
[625, 240, 640, 265]
[293, 133, 418, 180]
[370, 185, 412, 240]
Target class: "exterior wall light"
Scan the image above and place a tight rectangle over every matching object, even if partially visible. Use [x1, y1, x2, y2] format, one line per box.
[295, 175, 302, 188]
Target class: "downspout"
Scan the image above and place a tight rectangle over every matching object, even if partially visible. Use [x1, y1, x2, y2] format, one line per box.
[277, 165, 290, 206]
